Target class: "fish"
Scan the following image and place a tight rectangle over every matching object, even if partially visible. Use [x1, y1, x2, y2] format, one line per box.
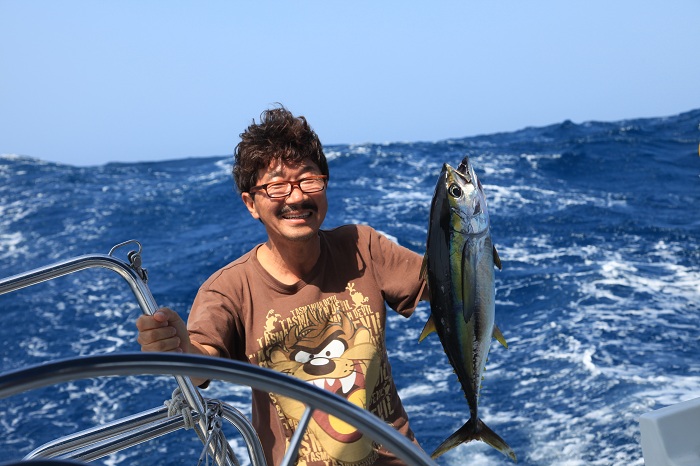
[420, 156, 516, 462]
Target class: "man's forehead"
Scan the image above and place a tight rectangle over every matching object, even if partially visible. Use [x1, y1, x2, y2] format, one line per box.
[260, 159, 320, 178]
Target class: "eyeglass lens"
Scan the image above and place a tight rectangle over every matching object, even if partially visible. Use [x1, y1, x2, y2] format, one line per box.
[265, 177, 326, 197]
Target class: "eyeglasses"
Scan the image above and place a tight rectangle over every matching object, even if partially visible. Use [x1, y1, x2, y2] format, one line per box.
[248, 175, 328, 198]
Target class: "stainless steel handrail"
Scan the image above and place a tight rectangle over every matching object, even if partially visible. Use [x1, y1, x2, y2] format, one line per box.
[0, 247, 233, 466]
[25, 406, 177, 459]
[0, 353, 437, 466]
[221, 404, 267, 466]
[43, 410, 201, 463]
[24, 403, 265, 465]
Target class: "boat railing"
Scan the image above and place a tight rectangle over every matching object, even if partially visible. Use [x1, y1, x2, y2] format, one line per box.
[0, 241, 437, 466]
[22, 401, 261, 465]
[0, 240, 238, 465]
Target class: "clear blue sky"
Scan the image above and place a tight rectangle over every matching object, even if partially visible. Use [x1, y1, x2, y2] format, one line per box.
[2, 1, 698, 166]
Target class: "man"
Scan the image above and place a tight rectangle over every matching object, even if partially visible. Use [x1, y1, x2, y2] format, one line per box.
[136, 106, 427, 466]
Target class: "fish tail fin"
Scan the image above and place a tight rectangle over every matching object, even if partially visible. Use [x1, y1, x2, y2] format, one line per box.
[476, 419, 517, 462]
[431, 418, 517, 462]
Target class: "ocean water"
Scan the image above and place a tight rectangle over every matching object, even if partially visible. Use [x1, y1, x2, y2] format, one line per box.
[1, 109, 699, 465]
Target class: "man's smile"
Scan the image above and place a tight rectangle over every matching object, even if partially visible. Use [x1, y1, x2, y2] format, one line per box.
[282, 211, 313, 220]
[279, 202, 317, 221]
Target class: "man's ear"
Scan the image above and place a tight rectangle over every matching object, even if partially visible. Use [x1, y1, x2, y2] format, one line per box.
[241, 192, 260, 220]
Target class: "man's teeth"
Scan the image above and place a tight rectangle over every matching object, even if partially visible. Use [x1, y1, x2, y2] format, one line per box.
[283, 212, 312, 219]
[311, 372, 357, 394]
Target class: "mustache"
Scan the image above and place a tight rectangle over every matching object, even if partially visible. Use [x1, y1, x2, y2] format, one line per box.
[279, 202, 317, 215]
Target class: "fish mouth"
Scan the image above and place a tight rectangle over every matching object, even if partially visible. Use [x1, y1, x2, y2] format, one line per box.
[444, 163, 472, 187]
[453, 167, 471, 184]
[456, 155, 479, 183]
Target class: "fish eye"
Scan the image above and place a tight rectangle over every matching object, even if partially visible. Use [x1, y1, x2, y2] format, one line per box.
[448, 184, 462, 198]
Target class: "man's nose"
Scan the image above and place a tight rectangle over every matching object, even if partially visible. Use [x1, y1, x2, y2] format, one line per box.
[286, 184, 305, 202]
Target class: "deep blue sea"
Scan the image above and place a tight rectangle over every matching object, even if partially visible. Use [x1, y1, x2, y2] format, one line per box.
[1, 109, 699, 465]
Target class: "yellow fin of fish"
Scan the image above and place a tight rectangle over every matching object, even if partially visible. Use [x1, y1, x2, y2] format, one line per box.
[419, 315, 437, 342]
[493, 324, 508, 349]
[493, 245, 502, 270]
[420, 253, 428, 280]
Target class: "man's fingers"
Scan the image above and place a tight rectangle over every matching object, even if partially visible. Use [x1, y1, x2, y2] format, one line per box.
[136, 324, 176, 343]
[136, 308, 180, 331]
[140, 336, 182, 353]
[153, 307, 184, 325]
[136, 307, 189, 354]
[136, 315, 166, 331]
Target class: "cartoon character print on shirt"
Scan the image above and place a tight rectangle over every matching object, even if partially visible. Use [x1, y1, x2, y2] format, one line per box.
[267, 285, 382, 465]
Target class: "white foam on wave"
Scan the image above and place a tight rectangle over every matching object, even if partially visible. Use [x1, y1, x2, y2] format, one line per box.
[381, 189, 432, 204]
[496, 233, 594, 271]
[472, 150, 630, 216]
[580, 245, 700, 313]
[0, 153, 49, 164]
[324, 148, 348, 161]
[398, 364, 451, 402]
[0, 199, 39, 225]
[488, 182, 606, 216]
[521, 152, 562, 170]
[61, 209, 109, 242]
[341, 186, 431, 241]
[440, 446, 511, 466]
[512, 310, 700, 465]
[481, 213, 700, 465]
[517, 364, 699, 466]
[186, 158, 232, 187]
[0, 231, 26, 261]
[486, 184, 533, 209]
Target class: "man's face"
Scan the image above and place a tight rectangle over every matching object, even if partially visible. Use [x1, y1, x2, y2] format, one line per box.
[242, 158, 328, 245]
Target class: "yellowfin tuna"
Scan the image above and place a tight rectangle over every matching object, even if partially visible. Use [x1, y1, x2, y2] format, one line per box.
[420, 157, 516, 462]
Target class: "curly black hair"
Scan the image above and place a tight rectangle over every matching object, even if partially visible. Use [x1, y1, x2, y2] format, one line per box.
[232, 105, 328, 194]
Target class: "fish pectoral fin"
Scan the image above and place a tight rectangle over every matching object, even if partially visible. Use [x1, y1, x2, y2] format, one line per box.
[420, 254, 428, 280]
[418, 315, 437, 343]
[493, 245, 503, 270]
[419, 254, 432, 301]
[493, 324, 508, 349]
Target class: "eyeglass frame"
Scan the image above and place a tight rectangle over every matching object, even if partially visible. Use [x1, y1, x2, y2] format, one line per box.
[247, 174, 329, 198]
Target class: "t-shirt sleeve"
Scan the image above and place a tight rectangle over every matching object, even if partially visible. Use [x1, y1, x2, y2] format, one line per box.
[187, 271, 246, 361]
[363, 226, 426, 316]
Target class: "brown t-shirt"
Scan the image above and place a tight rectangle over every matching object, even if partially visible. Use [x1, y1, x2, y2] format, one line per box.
[188, 224, 426, 466]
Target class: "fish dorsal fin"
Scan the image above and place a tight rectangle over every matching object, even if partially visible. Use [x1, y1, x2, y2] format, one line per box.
[493, 245, 502, 270]
[493, 324, 508, 349]
[419, 315, 437, 342]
